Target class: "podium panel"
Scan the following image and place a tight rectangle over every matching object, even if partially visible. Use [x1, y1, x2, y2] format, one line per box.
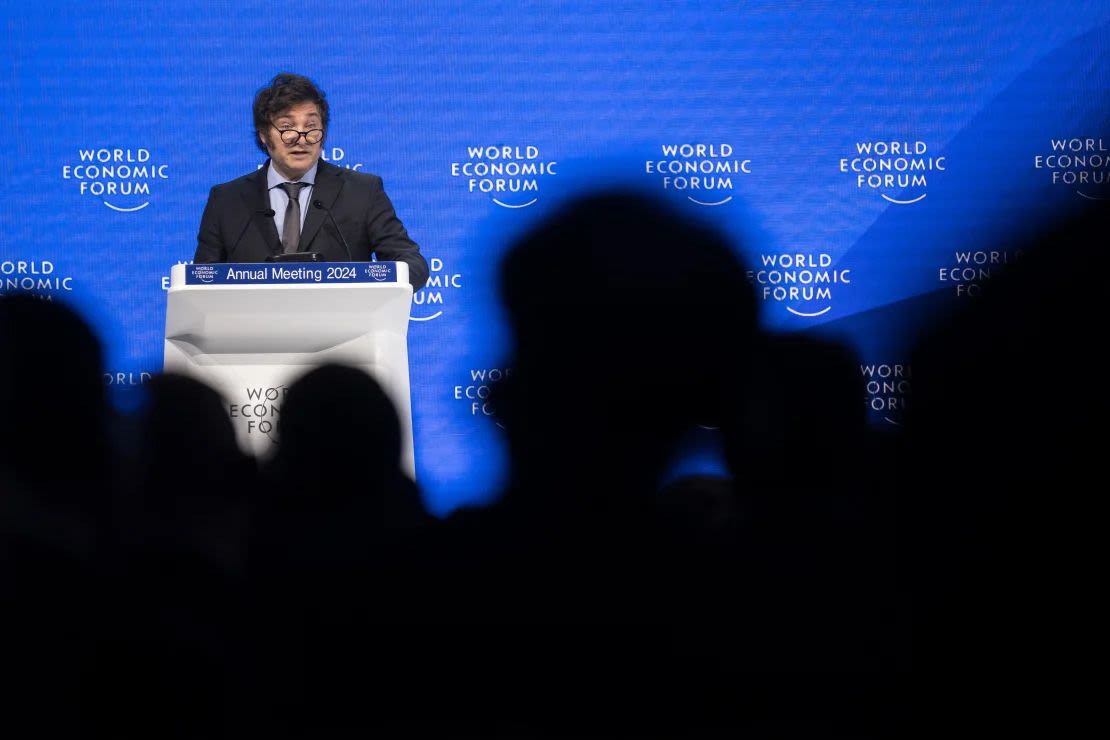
[163, 262, 415, 478]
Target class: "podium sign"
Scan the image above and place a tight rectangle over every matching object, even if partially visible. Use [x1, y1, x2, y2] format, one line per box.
[184, 262, 399, 285]
[163, 261, 415, 478]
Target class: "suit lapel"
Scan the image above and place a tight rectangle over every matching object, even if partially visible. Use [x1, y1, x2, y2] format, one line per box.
[300, 160, 343, 253]
[238, 163, 281, 256]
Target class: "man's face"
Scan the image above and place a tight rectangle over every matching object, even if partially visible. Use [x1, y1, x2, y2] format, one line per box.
[261, 101, 323, 180]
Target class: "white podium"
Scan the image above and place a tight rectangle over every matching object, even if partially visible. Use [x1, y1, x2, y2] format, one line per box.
[163, 261, 415, 478]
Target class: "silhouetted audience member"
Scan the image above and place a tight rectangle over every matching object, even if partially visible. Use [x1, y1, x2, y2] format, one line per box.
[494, 193, 756, 508]
[260, 363, 426, 531]
[726, 331, 903, 734]
[0, 293, 110, 514]
[90, 373, 253, 739]
[730, 331, 866, 487]
[903, 202, 1106, 737]
[0, 294, 108, 738]
[656, 473, 741, 550]
[120, 373, 253, 571]
[417, 191, 763, 737]
[249, 363, 430, 737]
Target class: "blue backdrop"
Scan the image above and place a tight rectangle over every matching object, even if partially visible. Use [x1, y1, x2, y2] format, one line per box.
[3, 1, 1108, 513]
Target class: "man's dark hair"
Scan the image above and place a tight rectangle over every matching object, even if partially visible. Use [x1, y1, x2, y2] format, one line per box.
[252, 72, 329, 154]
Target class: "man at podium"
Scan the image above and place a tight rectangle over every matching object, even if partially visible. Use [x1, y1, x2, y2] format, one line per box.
[193, 73, 429, 290]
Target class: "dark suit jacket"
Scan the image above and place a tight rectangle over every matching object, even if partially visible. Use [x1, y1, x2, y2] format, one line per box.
[194, 160, 429, 290]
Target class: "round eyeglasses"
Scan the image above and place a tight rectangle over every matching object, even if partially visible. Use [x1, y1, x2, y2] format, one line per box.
[273, 126, 324, 146]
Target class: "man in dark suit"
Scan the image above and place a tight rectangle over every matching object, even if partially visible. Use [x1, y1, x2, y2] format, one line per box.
[194, 73, 428, 290]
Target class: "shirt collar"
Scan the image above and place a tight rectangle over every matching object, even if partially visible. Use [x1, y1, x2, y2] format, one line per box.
[267, 160, 318, 190]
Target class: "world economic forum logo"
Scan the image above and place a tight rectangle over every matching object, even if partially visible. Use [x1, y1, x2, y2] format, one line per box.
[229, 384, 288, 443]
[937, 248, 1021, 298]
[455, 366, 510, 427]
[1, 260, 75, 298]
[62, 148, 169, 212]
[365, 263, 392, 282]
[746, 250, 851, 318]
[450, 145, 557, 209]
[193, 264, 218, 284]
[410, 257, 462, 322]
[861, 363, 911, 426]
[839, 139, 944, 205]
[103, 371, 152, 387]
[1033, 136, 1108, 200]
[645, 143, 751, 206]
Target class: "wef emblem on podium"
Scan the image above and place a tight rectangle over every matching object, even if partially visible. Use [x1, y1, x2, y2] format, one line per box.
[193, 265, 218, 284]
[366, 263, 393, 282]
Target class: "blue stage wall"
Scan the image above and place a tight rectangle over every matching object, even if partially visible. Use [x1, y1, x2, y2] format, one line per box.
[2, 1, 1108, 513]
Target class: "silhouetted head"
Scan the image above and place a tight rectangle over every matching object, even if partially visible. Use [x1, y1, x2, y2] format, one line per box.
[495, 191, 756, 505]
[898, 177, 1109, 739]
[272, 364, 402, 497]
[657, 474, 740, 545]
[0, 294, 107, 502]
[134, 373, 252, 510]
[727, 331, 865, 488]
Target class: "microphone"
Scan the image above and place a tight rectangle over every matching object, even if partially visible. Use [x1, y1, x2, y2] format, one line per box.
[228, 208, 275, 262]
[313, 199, 354, 261]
